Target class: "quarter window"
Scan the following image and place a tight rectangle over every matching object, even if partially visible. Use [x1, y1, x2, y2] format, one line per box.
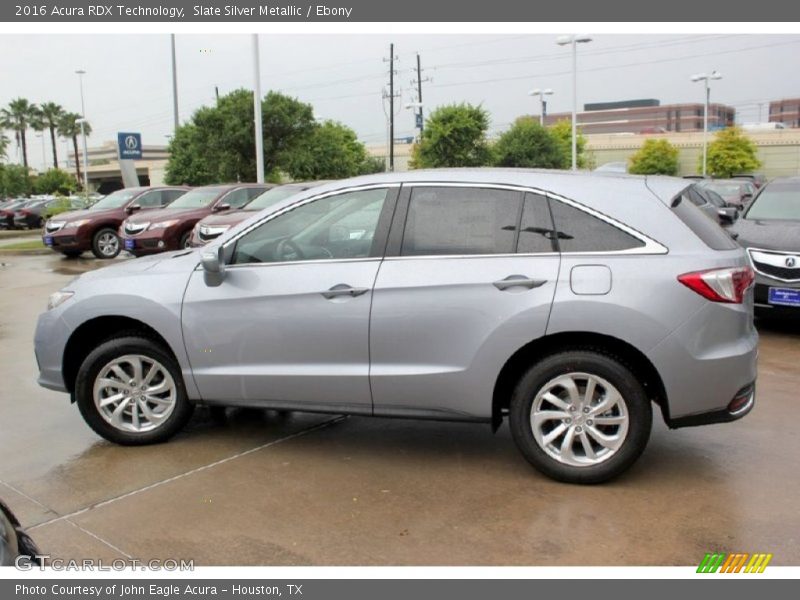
[400, 187, 521, 256]
[232, 188, 389, 265]
[547, 198, 646, 253]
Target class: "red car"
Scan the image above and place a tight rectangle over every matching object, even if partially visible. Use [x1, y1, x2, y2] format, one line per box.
[43, 187, 189, 259]
[120, 183, 271, 257]
[188, 181, 327, 246]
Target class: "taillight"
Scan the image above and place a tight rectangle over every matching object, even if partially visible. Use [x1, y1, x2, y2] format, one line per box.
[678, 266, 754, 304]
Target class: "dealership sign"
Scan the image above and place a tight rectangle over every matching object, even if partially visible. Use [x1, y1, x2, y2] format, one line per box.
[117, 132, 142, 160]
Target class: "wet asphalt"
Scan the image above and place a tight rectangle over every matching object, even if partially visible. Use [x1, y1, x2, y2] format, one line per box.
[0, 252, 798, 566]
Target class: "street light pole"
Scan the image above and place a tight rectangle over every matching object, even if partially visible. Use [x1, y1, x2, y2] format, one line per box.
[252, 34, 264, 184]
[557, 35, 591, 171]
[528, 89, 554, 126]
[691, 71, 722, 177]
[170, 34, 180, 132]
[75, 69, 89, 193]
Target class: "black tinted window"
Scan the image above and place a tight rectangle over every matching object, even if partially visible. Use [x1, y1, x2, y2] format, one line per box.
[401, 187, 521, 256]
[548, 198, 646, 252]
[671, 193, 738, 251]
[518, 193, 558, 253]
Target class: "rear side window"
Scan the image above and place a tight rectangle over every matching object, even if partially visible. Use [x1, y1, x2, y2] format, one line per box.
[547, 198, 646, 253]
[518, 193, 558, 253]
[671, 193, 738, 250]
[401, 187, 521, 256]
[163, 189, 186, 204]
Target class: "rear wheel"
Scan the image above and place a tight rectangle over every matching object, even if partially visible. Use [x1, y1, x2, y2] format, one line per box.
[91, 228, 121, 259]
[75, 336, 194, 445]
[509, 350, 651, 484]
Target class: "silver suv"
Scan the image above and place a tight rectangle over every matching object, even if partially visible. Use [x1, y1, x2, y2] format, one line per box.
[34, 170, 758, 484]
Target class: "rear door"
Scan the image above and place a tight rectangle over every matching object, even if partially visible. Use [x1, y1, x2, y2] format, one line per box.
[369, 185, 561, 420]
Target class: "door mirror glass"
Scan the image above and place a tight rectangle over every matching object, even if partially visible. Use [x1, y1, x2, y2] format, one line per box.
[126, 204, 141, 214]
[213, 203, 231, 212]
[201, 246, 226, 287]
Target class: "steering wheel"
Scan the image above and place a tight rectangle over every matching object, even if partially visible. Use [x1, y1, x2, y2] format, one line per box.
[275, 238, 305, 261]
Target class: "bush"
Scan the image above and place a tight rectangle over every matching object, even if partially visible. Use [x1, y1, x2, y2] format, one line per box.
[33, 168, 77, 195]
[410, 103, 492, 168]
[628, 139, 680, 175]
[703, 127, 761, 178]
[493, 117, 563, 168]
[549, 119, 590, 169]
[0, 163, 32, 197]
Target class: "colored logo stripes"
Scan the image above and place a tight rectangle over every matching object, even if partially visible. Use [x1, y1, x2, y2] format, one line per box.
[697, 552, 773, 573]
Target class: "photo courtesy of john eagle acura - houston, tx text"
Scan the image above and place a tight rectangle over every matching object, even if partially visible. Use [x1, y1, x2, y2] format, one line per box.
[34, 170, 758, 485]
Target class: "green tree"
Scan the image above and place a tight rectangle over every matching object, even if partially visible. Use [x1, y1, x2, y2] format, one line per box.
[549, 119, 589, 169]
[33, 102, 64, 169]
[703, 127, 761, 178]
[57, 112, 91, 188]
[283, 121, 374, 180]
[493, 116, 563, 168]
[165, 89, 316, 185]
[359, 154, 385, 175]
[33, 168, 77, 195]
[410, 103, 492, 169]
[1, 98, 38, 170]
[0, 132, 9, 161]
[0, 163, 32, 197]
[628, 139, 680, 175]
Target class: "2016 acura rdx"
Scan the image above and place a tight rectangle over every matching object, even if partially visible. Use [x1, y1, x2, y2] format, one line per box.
[34, 170, 758, 484]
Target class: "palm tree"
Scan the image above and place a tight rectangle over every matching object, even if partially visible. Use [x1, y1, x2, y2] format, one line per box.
[35, 102, 64, 169]
[1, 98, 38, 169]
[58, 112, 91, 187]
[0, 132, 9, 161]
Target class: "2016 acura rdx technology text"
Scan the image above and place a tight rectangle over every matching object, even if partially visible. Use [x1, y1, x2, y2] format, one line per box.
[34, 170, 758, 484]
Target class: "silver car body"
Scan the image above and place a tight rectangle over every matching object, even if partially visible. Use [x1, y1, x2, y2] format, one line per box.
[35, 170, 757, 426]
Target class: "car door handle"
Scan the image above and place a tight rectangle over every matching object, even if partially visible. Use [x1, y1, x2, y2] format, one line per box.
[493, 275, 547, 291]
[321, 284, 370, 299]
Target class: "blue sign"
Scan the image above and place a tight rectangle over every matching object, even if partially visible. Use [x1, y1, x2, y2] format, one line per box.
[415, 113, 423, 129]
[117, 132, 142, 160]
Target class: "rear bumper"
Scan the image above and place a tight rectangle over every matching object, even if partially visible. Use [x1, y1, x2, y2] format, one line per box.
[667, 383, 755, 428]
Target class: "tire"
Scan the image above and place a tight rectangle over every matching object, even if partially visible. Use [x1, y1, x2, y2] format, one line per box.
[179, 231, 191, 250]
[75, 336, 194, 445]
[91, 227, 121, 259]
[509, 350, 652, 484]
[62, 250, 83, 258]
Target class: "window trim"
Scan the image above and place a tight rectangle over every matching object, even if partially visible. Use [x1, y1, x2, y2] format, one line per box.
[221, 183, 401, 267]
[384, 182, 667, 259]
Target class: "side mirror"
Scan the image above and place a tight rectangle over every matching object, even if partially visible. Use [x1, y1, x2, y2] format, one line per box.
[126, 204, 141, 214]
[717, 208, 737, 225]
[213, 203, 231, 212]
[201, 246, 226, 287]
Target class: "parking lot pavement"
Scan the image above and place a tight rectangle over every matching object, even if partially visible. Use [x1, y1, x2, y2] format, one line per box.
[1, 253, 799, 566]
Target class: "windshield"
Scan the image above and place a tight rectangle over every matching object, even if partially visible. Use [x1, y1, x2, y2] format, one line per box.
[703, 182, 745, 196]
[746, 183, 800, 220]
[90, 189, 140, 210]
[168, 188, 224, 209]
[246, 187, 306, 211]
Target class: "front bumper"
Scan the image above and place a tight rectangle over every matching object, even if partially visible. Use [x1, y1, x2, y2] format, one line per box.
[753, 276, 800, 314]
[121, 229, 180, 255]
[43, 230, 87, 252]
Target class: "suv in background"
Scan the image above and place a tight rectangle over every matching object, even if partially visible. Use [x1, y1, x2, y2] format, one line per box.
[189, 181, 327, 247]
[35, 170, 757, 484]
[43, 187, 188, 259]
[120, 184, 271, 257]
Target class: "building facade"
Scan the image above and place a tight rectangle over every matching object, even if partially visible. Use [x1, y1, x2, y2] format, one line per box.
[769, 98, 800, 128]
[543, 99, 736, 135]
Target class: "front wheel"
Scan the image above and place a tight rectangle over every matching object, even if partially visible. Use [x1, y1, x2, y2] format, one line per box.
[75, 336, 194, 445]
[179, 231, 191, 250]
[509, 351, 652, 484]
[91, 228, 121, 259]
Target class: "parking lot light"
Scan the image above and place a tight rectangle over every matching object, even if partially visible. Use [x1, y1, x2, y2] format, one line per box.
[691, 71, 723, 177]
[75, 69, 89, 194]
[528, 89, 554, 126]
[556, 35, 592, 170]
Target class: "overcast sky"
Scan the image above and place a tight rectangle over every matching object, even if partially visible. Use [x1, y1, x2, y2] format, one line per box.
[2, 33, 799, 170]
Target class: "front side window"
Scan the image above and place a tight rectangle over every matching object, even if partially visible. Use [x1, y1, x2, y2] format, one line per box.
[548, 198, 646, 253]
[232, 188, 389, 265]
[135, 191, 163, 208]
[400, 187, 521, 256]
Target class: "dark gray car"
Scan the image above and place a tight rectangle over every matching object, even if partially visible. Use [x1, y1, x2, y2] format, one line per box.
[34, 170, 758, 484]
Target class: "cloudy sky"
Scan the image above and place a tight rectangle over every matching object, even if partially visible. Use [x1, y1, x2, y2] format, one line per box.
[2, 33, 799, 170]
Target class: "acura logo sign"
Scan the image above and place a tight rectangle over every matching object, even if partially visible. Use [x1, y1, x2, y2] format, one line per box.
[787, 257, 798, 268]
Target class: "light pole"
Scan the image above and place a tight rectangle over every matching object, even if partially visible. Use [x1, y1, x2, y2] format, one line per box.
[556, 35, 592, 171]
[170, 34, 179, 133]
[252, 34, 264, 184]
[75, 69, 90, 193]
[528, 89, 553, 126]
[36, 133, 45, 172]
[691, 71, 723, 177]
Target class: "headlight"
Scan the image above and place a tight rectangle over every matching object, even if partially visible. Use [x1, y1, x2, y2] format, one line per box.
[65, 219, 90, 229]
[47, 290, 74, 310]
[148, 220, 180, 230]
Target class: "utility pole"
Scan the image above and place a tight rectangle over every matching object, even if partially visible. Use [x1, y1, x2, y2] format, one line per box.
[170, 34, 179, 132]
[389, 43, 395, 171]
[411, 53, 431, 136]
[252, 34, 264, 183]
[215, 86, 220, 103]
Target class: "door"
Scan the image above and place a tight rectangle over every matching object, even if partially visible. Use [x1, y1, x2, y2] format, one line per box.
[182, 186, 397, 412]
[369, 186, 561, 420]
